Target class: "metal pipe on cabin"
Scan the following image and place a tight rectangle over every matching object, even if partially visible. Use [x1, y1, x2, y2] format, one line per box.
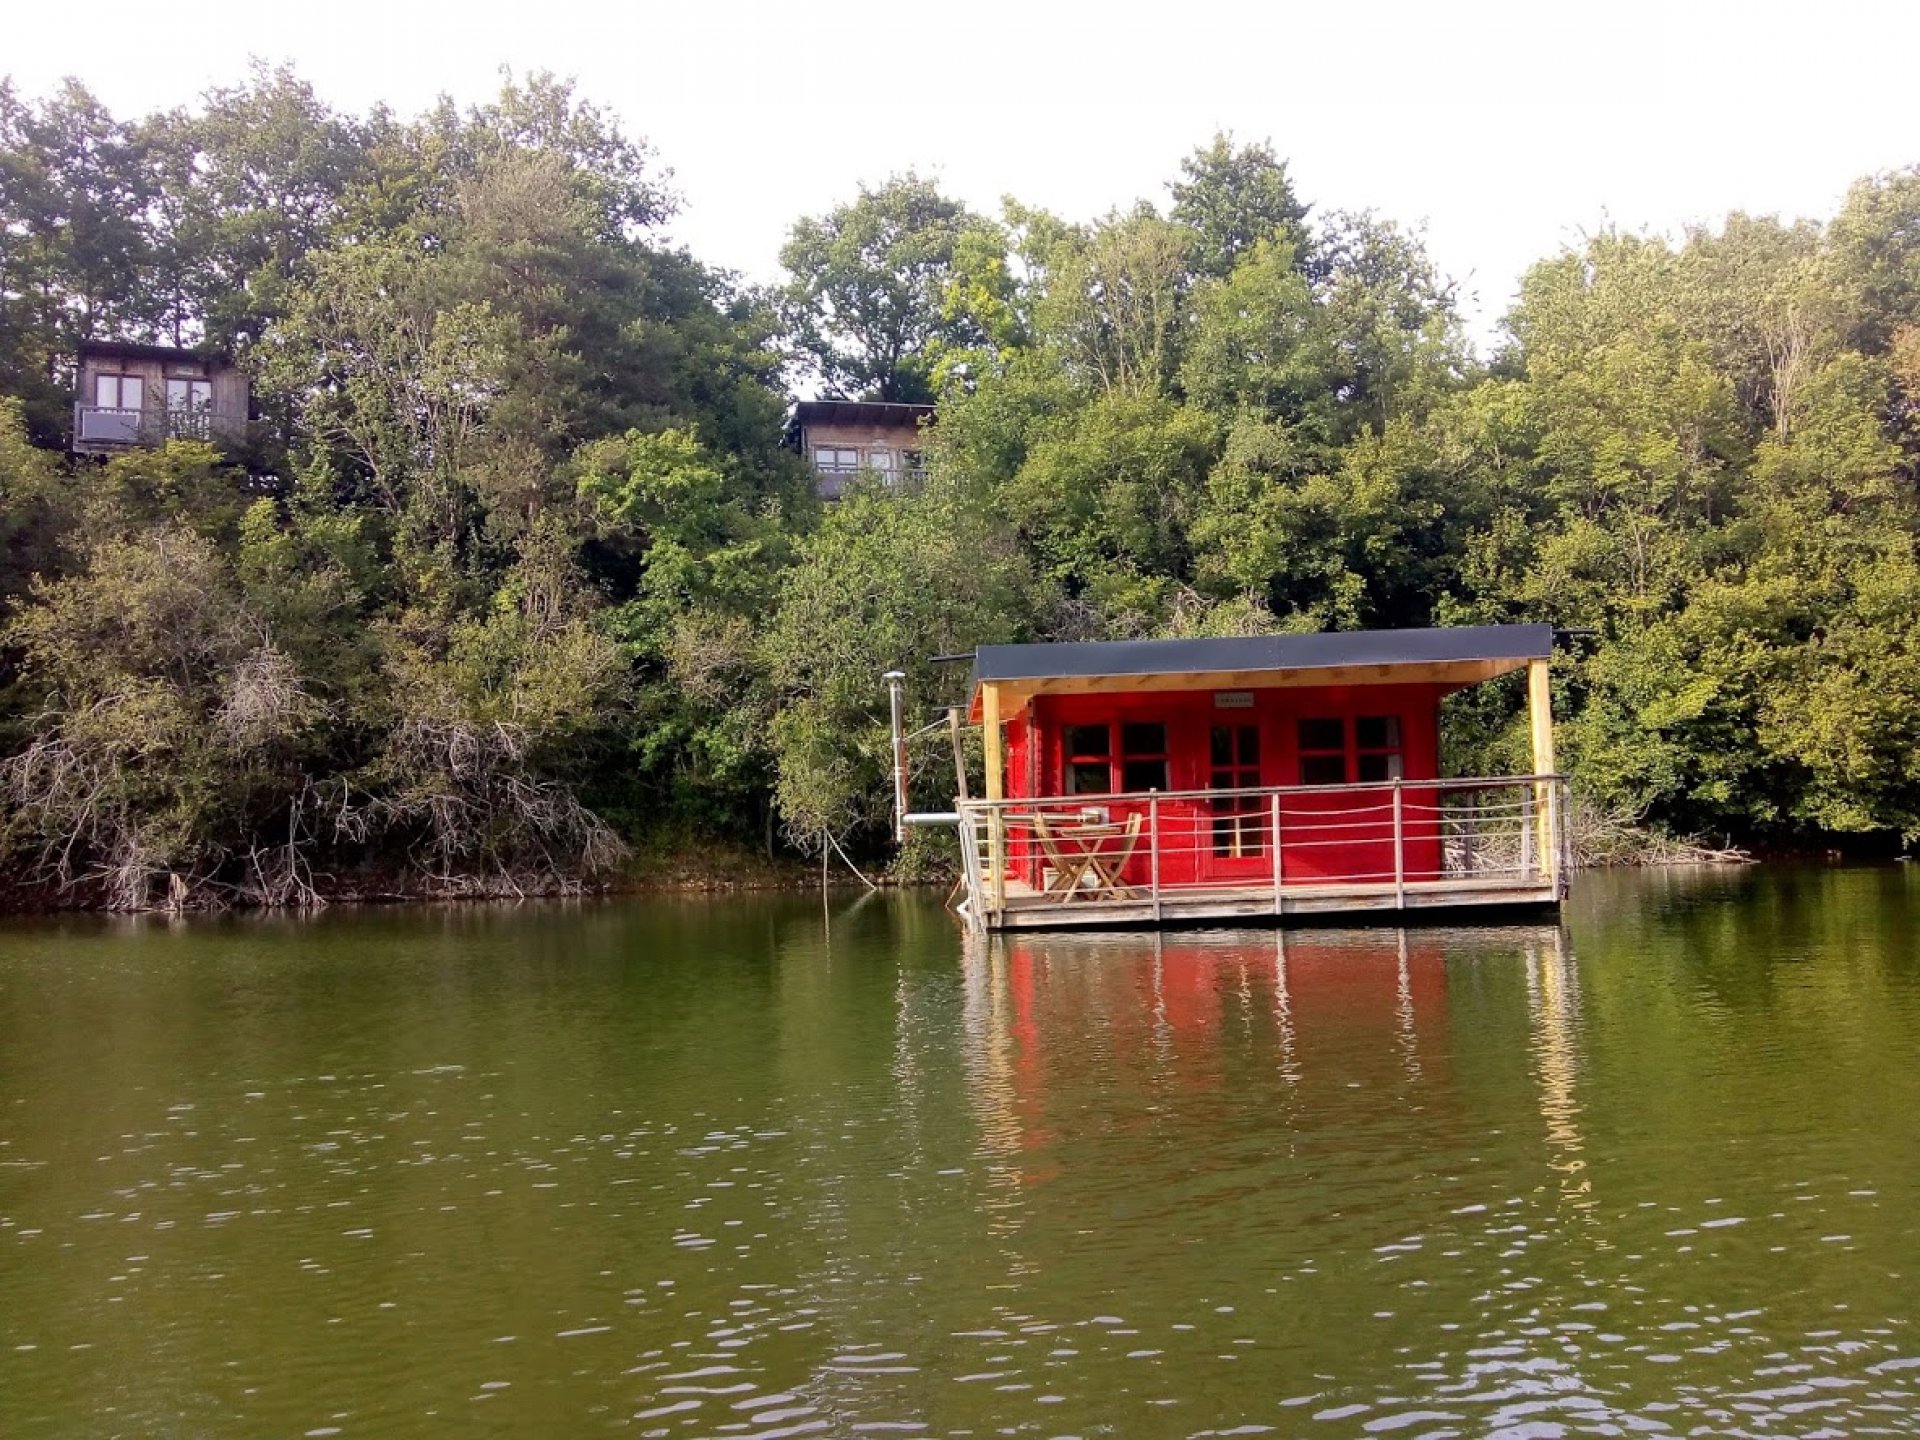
[947, 706, 970, 803]
[884, 670, 908, 845]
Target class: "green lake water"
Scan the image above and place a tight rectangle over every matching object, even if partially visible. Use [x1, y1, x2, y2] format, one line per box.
[3, 866, 1919, 1437]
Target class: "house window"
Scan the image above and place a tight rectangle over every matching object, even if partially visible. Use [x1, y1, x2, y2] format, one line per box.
[1060, 721, 1170, 795]
[866, 447, 896, 477]
[1297, 717, 1348, 786]
[1355, 715, 1404, 782]
[1296, 715, 1405, 785]
[1062, 725, 1112, 795]
[813, 447, 859, 474]
[166, 378, 211, 412]
[166, 378, 213, 438]
[94, 373, 143, 411]
[1119, 723, 1170, 792]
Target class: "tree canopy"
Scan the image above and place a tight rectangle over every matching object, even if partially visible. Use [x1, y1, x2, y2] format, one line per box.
[3, 80, 1920, 907]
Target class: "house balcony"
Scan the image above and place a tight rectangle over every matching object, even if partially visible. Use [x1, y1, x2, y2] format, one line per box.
[956, 775, 1571, 931]
[813, 460, 927, 500]
[72, 403, 249, 454]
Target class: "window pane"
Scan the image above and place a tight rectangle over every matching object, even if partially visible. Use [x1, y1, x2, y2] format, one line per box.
[1300, 754, 1348, 786]
[95, 374, 119, 407]
[1238, 727, 1260, 765]
[1121, 758, 1169, 793]
[1062, 725, 1109, 759]
[867, 448, 894, 471]
[1356, 715, 1401, 750]
[1297, 717, 1344, 752]
[1210, 727, 1233, 766]
[1066, 761, 1109, 795]
[1357, 752, 1404, 782]
[120, 377, 141, 410]
[1121, 722, 1167, 756]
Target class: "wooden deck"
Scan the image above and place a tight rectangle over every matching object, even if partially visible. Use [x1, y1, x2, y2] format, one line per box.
[972, 875, 1561, 930]
[955, 775, 1570, 932]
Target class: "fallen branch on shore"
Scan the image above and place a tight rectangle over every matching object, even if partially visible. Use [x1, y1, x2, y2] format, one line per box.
[1567, 799, 1752, 868]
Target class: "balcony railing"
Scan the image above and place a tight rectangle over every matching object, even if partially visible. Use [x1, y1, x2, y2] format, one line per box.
[813, 461, 927, 500]
[73, 404, 246, 449]
[954, 775, 1571, 929]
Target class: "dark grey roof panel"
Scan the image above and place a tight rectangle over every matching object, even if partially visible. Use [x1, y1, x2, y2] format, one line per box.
[973, 624, 1554, 683]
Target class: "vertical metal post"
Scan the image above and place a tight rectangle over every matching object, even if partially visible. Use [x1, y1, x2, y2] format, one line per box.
[885, 670, 908, 844]
[1149, 795, 1163, 922]
[1520, 783, 1536, 882]
[946, 705, 969, 804]
[1392, 780, 1405, 908]
[991, 808, 1006, 917]
[1270, 791, 1284, 916]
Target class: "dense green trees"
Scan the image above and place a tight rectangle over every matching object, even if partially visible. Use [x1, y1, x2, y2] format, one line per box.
[3, 70, 1920, 907]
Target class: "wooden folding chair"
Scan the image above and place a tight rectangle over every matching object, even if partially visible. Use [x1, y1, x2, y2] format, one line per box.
[1032, 812, 1094, 900]
[1083, 812, 1146, 900]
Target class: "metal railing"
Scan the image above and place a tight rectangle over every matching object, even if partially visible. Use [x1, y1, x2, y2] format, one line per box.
[812, 461, 928, 499]
[955, 775, 1570, 926]
[72, 403, 247, 447]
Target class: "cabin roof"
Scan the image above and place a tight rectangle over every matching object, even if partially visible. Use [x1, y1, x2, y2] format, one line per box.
[78, 339, 227, 366]
[789, 399, 934, 431]
[969, 623, 1554, 716]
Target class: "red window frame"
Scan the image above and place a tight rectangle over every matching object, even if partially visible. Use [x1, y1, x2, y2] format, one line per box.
[1296, 714, 1405, 786]
[1058, 720, 1171, 796]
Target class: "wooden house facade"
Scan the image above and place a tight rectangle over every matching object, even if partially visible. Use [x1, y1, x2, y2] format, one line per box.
[785, 399, 932, 498]
[954, 625, 1569, 930]
[72, 341, 249, 456]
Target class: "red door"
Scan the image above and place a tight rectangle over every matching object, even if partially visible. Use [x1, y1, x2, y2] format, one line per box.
[1202, 721, 1270, 883]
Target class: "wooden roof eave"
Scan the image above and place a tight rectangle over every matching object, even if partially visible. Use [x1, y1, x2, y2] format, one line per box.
[967, 657, 1532, 723]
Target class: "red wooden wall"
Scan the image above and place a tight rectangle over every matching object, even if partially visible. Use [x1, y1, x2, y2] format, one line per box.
[1003, 683, 1448, 888]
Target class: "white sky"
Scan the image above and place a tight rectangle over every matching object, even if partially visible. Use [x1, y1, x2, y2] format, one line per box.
[8, 0, 1917, 349]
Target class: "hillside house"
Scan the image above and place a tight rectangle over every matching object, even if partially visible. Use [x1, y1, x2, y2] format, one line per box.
[72, 341, 249, 457]
[786, 399, 932, 498]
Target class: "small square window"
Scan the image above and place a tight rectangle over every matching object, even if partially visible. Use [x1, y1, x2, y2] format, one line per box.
[1063, 725, 1110, 759]
[1297, 718, 1345, 752]
[1122, 759, 1169, 793]
[1357, 752, 1404, 782]
[1066, 761, 1110, 795]
[1356, 715, 1401, 750]
[1209, 728, 1239, 766]
[1120, 722, 1167, 756]
[1300, 754, 1348, 786]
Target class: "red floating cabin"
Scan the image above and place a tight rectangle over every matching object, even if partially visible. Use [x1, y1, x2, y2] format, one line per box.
[954, 624, 1568, 930]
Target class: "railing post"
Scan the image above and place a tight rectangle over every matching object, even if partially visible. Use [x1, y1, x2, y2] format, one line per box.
[990, 806, 1006, 918]
[1149, 795, 1162, 922]
[1520, 783, 1536, 882]
[1553, 778, 1570, 895]
[1392, 780, 1405, 908]
[1541, 774, 1560, 891]
[957, 806, 985, 931]
[1270, 791, 1284, 916]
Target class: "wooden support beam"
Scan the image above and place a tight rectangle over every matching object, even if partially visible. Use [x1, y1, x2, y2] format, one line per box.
[981, 682, 1003, 802]
[982, 683, 1005, 914]
[1528, 657, 1556, 884]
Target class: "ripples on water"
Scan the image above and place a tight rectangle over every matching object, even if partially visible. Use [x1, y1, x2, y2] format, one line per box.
[1, 865, 1918, 1436]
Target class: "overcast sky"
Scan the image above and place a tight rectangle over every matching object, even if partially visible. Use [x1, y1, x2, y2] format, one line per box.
[8, 0, 1916, 348]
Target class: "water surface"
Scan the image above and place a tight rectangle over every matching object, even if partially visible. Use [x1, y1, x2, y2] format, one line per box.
[3, 865, 1919, 1436]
